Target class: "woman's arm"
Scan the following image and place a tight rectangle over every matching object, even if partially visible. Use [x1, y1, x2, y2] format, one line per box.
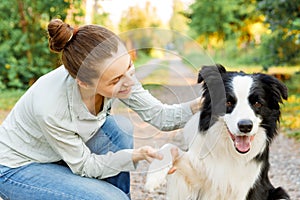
[36, 114, 136, 179]
[120, 77, 203, 131]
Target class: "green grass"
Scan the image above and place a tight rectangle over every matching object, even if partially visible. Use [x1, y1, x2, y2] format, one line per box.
[133, 52, 153, 69]
[0, 90, 25, 110]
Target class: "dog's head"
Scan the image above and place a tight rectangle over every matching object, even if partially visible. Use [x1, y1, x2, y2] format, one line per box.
[198, 64, 288, 154]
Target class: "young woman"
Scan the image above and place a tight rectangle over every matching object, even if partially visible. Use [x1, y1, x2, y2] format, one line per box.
[0, 19, 202, 200]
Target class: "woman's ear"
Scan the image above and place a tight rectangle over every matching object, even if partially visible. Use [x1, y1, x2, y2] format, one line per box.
[76, 78, 89, 89]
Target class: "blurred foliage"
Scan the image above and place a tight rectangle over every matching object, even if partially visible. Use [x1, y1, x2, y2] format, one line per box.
[132, 51, 152, 69]
[0, 0, 84, 90]
[88, 0, 113, 28]
[257, 0, 300, 70]
[119, 2, 162, 31]
[1, 0, 300, 89]
[118, 2, 163, 55]
[187, 0, 300, 70]
[169, 0, 189, 33]
[188, 0, 259, 41]
[0, 90, 25, 110]
[281, 74, 300, 139]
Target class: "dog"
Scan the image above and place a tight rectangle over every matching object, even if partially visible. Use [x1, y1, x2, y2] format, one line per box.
[145, 64, 290, 200]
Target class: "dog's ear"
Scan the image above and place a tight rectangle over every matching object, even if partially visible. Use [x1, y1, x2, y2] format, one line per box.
[259, 74, 288, 100]
[198, 64, 226, 83]
[198, 64, 227, 131]
[256, 73, 288, 110]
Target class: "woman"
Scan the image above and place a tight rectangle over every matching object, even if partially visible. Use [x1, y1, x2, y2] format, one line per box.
[0, 19, 202, 200]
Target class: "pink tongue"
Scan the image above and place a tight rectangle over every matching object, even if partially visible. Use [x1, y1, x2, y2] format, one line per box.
[234, 136, 251, 153]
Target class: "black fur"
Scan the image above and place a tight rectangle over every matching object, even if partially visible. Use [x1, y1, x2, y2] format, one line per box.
[197, 64, 290, 200]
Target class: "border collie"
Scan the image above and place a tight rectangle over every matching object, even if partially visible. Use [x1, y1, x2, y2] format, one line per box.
[145, 65, 290, 200]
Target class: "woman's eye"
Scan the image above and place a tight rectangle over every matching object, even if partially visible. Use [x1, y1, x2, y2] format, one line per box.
[253, 102, 262, 108]
[111, 78, 120, 84]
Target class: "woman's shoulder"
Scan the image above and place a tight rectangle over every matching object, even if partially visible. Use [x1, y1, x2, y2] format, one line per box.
[29, 66, 73, 116]
[36, 66, 69, 85]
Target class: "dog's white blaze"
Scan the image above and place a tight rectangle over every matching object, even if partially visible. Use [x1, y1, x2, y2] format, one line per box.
[224, 76, 261, 136]
[232, 76, 253, 100]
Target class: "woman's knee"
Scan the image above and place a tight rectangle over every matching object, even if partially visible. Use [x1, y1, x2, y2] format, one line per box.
[110, 115, 134, 137]
[106, 115, 134, 149]
[114, 115, 133, 149]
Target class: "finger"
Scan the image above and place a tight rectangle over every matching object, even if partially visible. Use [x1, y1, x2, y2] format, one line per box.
[168, 166, 177, 174]
[170, 147, 179, 161]
[145, 157, 154, 163]
[146, 148, 163, 160]
[149, 151, 163, 160]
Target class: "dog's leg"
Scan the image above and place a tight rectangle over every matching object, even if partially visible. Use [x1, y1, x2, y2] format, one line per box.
[145, 143, 183, 192]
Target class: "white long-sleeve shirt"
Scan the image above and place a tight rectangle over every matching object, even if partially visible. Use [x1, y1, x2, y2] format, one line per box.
[0, 66, 193, 179]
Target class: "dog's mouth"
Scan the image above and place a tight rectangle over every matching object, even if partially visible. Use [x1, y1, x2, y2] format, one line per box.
[227, 128, 255, 154]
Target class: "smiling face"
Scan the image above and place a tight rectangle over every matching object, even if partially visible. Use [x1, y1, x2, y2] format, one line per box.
[96, 53, 135, 99]
[84, 44, 136, 99]
[223, 75, 262, 154]
[198, 65, 288, 155]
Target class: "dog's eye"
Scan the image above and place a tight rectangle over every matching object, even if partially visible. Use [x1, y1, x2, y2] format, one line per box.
[253, 102, 262, 108]
[226, 101, 233, 107]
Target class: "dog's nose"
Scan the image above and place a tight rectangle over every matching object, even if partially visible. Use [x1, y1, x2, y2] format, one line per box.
[238, 119, 253, 133]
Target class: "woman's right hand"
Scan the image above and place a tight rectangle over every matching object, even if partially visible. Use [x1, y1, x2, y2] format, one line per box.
[132, 146, 163, 164]
[132, 145, 179, 174]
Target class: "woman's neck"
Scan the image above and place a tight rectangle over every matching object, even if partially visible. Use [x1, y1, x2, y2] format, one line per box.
[78, 86, 104, 115]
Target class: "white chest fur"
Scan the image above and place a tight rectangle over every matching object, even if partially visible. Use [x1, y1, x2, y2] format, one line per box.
[174, 113, 264, 200]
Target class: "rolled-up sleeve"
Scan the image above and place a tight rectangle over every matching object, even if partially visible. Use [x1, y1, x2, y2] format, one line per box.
[36, 114, 136, 179]
[120, 77, 193, 131]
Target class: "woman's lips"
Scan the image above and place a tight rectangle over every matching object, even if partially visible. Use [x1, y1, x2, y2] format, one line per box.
[119, 87, 131, 94]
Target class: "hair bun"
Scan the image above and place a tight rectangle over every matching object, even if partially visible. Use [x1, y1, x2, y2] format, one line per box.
[48, 19, 74, 53]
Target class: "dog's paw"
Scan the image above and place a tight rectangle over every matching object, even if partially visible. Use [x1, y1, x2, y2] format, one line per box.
[144, 165, 171, 192]
[144, 144, 176, 192]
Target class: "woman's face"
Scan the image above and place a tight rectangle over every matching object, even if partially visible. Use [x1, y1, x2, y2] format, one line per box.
[94, 52, 135, 99]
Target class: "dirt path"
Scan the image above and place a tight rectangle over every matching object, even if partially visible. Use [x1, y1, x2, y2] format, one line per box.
[122, 57, 300, 199]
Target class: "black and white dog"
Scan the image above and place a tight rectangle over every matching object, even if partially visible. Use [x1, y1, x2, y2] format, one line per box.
[145, 65, 290, 200]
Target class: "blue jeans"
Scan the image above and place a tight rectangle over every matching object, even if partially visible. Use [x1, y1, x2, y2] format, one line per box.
[0, 115, 134, 200]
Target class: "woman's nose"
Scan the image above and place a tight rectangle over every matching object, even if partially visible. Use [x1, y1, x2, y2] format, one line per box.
[123, 77, 134, 87]
[123, 71, 135, 86]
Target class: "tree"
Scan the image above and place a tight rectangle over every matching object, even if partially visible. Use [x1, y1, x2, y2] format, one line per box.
[169, 0, 190, 52]
[257, 0, 300, 69]
[84, 0, 112, 28]
[118, 2, 162, 31]
[0, 0, 84, 89]
[118, 2, 163, 56]
[187, 0, 260, 46]
[169, 0, 188, 33]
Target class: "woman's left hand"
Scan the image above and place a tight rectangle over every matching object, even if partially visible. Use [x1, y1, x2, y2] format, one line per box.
[190, 97, 204, 114]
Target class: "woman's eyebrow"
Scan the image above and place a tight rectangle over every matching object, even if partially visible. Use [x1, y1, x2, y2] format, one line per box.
[127, 60, 133, 69]
[109, 60, 133, 82]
